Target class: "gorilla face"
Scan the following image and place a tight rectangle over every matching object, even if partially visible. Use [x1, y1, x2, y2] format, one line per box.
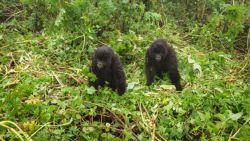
[95, 46, 113, 69]
[150, 40, 168, 62]
[96, 57, 110, 69]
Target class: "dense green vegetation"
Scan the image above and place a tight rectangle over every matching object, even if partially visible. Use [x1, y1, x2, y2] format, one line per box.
[0, 0, 250, 140]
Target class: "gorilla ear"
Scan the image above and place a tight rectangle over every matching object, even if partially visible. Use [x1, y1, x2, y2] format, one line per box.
[164, 46, 169, 55]
[110, 53, 116, 65]
[147, 48, 153, 57]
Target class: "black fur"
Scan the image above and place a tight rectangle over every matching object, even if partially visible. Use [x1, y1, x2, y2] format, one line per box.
[90, 45, 126, 95]
[145, 39, 182, 91]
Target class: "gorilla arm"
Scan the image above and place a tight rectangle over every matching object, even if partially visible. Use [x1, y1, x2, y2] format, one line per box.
[145, 49, 156, 86]
[166, 48, 182, 91]
[112, 55, 126, 95]
[89, 55, 102, 89]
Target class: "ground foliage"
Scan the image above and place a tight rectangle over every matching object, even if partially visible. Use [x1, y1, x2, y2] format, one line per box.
[0, 0, 250, 140]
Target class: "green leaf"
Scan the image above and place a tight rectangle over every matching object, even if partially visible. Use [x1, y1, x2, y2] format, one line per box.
[86, 86, 96, 94]
[229, 111, 243, 121]
[188, 55, 195, 64]
[193, 63, 202, 74]
[55, 8, 66, 26]
[127, 82, 136, 90]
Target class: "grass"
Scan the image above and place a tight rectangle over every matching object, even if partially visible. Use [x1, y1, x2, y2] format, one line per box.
[0, 14, 250, 141]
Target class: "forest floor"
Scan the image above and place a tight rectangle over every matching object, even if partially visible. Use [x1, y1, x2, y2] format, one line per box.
[1, 16, 250, 141]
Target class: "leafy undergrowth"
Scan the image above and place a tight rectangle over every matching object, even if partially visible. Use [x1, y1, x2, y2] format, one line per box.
[1, 14, 250, 141]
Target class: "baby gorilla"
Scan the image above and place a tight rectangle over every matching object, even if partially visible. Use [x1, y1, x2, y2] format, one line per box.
[90, 45, 126, 95]
[145, 39, 182, 91]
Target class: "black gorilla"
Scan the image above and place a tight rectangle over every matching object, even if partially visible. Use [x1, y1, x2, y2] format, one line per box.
[90, 45, 126, 95]
[145, 39, 182, 91]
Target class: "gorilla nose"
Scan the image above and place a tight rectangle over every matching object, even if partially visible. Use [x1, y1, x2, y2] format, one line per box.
[156, 56, 161, 61]
[97, 62, 104, 69]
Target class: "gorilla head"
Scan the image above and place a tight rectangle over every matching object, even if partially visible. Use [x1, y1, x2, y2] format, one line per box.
[148, 39, 168, 62]
[94, 46, 114, 69]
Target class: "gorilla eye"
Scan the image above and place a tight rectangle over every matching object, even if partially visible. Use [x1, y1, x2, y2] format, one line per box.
[98, 57, 106, 61]
[154, 50, 161, 54]
[102, 57, 108, 61]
